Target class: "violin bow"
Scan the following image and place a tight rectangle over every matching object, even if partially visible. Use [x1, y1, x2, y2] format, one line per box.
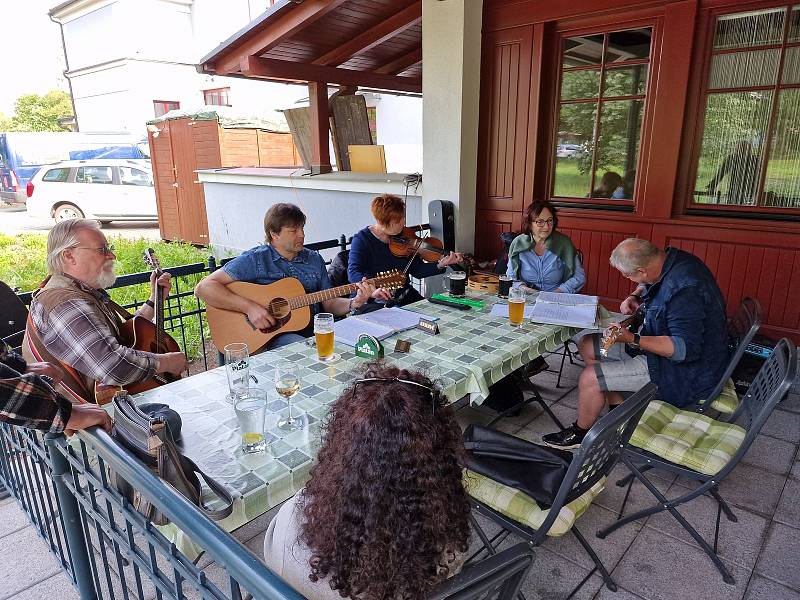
[400, 230, 427, 275]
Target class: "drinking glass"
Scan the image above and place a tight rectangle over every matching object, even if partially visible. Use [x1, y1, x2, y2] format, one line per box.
[234, 389, 267, 453]
[224, 342, 250, 402]
[508, 287, 526, 328]
[275, 363, 302, 431]
[498, 275, 513, 298]
[313, 313, 338, 362]
[443, 271, 467, 298]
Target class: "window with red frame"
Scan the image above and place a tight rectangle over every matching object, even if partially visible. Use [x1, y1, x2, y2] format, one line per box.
[691, 5, 800, 211]
[203, 88, 231, 107]
[153, 100, 179, 117]
[551, 28, 652, 202]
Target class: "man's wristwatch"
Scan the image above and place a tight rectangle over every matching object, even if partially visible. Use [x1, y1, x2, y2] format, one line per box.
[348, 298, 357, 316]
[630, 333, 641, 349]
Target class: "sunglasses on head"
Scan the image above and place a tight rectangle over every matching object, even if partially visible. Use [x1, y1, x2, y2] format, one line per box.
[353, 377, 437, 412]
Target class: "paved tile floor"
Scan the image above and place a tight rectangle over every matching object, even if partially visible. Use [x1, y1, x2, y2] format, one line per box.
[1, 350, 799, 600]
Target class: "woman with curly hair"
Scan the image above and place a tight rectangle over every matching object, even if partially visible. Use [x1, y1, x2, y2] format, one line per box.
[263, 363, 471, 599]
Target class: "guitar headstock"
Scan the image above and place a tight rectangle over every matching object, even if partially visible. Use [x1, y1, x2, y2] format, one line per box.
[143, 248, 162, 275]
[375, 269, 406, 290]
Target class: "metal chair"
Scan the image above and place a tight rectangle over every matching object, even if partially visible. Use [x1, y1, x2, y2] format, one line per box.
[597, 338, 797, 585]
[428, 542, 535, 600]
[466, 382, 657, 597]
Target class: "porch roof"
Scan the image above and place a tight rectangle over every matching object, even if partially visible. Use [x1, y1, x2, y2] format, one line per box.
[198, 0, 422, 94]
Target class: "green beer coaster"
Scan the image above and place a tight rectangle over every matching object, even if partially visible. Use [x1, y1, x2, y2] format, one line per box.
[430, 294, 485, 308]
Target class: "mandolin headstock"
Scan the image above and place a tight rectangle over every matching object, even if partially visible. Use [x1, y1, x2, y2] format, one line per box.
[374, 269, 406, 291]
[143, 248, 162, 275]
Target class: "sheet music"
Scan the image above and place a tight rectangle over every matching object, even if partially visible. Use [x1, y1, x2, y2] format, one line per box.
[529, 302, 598, 328]
[536, 291, 599, 306]
[333, 307, 436, 347]
[357, 307, 426, 330]
[333, 318, 395, 347]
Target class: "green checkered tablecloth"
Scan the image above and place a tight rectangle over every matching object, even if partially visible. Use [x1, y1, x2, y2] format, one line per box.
[130, 290, 578, 559]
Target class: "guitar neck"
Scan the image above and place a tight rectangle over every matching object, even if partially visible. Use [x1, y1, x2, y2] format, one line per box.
[153, 268, 166, 353]
[288, 278, 382, 309]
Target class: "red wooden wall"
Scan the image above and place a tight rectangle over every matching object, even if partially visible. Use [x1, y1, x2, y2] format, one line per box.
[477, 0, 800, 342]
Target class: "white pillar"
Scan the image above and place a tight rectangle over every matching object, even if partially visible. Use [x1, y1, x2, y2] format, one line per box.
[422, 0, 483, 253]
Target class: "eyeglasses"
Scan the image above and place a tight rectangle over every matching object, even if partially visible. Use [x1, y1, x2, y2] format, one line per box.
[74, 244, 115, 256]
[532, 218, 554, 227]
[353, 377, 436, 411]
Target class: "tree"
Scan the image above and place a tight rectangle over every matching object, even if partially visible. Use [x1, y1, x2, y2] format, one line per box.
[4, 91, 73, 132]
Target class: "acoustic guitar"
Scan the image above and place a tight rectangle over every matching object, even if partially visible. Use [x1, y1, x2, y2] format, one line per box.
[600, 304, 645, 357]
[95, 248, 183, 404]
[206, 270, 406, 351]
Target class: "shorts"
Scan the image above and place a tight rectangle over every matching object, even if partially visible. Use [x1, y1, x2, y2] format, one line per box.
[593, 335, 651, 393]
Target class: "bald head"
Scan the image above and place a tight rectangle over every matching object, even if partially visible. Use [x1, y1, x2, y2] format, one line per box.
[610, 238, 663, 275]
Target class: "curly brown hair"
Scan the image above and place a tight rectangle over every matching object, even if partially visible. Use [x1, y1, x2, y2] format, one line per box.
[299, 362, 470, 600]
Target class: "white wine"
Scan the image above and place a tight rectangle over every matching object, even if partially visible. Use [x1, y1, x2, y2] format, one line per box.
[276, 378, 300, 398]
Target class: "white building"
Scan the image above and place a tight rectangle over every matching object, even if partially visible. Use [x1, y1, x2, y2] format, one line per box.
[49, 0, 422, 171]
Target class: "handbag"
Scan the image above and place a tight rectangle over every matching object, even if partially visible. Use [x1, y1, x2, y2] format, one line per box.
[463, 424, 573, 508]
[110, 392, 234, 526]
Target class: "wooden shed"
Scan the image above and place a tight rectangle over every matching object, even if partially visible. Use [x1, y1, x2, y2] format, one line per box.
[147, 110, 301, 245]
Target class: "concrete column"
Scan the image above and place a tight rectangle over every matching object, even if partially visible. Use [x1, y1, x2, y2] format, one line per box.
[422, 0, 483, 253]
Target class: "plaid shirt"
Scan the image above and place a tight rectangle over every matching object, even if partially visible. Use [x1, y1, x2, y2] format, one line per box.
[30, 276, 158, 387]
[0, 343, 71, 433]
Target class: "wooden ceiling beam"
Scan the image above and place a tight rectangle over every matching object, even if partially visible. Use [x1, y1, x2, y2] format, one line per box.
[210, 0, 349, 75]
[311, 1, 422, 67]
[240, 56, 422, 93]
[373, 47, 422, 75]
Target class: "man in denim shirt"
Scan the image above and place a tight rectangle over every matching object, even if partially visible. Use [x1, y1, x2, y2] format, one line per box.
[543, 238, 728, 449]
[196, 203, 378, 351]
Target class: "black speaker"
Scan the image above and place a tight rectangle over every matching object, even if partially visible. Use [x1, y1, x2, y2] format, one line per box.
[428, 199, 456, 252]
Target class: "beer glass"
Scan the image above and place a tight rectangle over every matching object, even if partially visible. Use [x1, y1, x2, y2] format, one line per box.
[313, 313, 336, 362]
[443, 271, 467, 298]
[224, 342, 250, 402]
[275, 363, 302, 431]
[508, 287, 526, 328]
[234, 389, 267, 453]
[498, 275, 513, 298]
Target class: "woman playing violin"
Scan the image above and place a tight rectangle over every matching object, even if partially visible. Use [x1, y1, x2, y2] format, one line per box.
[348, 194, 463, 306]
[507, 200, 585, 294]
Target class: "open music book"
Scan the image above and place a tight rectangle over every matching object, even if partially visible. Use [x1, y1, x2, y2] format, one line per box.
[333, 307, 435, 347]
[529, 292, 599, 328]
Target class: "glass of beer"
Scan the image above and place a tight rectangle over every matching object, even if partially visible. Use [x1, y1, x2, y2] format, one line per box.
[508, 287, 526, 328]
[313, 313, 337, 362]
[275, 363, 303, 431]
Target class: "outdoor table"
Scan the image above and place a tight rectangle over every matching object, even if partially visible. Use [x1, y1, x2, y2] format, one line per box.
[129, 290, 579, 559]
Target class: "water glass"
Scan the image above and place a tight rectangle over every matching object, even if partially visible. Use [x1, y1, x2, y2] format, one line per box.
[313, 313, 336, 361]
[508, 287, 526, 328]
[275, 363, 302, 431]
[234, 389, 267, 453]
[224, 342, 250, 402]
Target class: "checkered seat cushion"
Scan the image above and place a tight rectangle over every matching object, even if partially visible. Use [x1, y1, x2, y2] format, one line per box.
[630, 400, 746, 476]
[463, 470, 605, 537]
[698, 378, 739, 414]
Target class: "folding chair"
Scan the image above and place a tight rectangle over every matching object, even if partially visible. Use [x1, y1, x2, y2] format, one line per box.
[597, 338, 797, 585]
[428, 542, 535, 600]
[696, 297, 762, 417]
[466, 382, 657, 596]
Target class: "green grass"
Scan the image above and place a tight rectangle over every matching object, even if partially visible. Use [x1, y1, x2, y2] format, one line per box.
[0, 233, 212, 359]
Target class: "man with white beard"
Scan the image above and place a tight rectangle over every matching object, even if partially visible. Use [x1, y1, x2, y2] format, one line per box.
[23, 219, 186, 404]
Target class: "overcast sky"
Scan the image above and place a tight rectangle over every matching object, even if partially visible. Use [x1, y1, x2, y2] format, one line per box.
[0, 1, 68, 115]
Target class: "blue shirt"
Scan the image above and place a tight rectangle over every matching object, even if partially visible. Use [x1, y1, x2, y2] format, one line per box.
[222, 245, 331, 313]
[506, 249, 586, 294]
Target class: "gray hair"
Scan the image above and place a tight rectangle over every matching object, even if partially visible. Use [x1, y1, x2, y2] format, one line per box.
[609, 238, 661, 273]
[47, 219, 102, 274]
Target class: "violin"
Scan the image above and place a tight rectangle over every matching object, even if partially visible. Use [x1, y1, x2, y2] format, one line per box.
[388, 227, 450, 263]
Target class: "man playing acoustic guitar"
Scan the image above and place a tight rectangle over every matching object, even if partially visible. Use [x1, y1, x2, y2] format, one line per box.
[195, 203, 381, 351]
[23, 219, 188, 404]
[542, 238, 729, 449]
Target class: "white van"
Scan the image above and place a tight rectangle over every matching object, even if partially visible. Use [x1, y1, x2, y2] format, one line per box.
[26, 159, 158, 224]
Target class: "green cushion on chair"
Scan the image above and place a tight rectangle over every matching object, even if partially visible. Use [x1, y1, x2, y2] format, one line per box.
[698, 378, 739, 414]
[463, 470, 605, 537]
[630, 400, 745, 476]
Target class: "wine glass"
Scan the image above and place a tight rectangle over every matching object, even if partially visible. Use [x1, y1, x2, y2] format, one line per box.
[275, 363, 302, 431]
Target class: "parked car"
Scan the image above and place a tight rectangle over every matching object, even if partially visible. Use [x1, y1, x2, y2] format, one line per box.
[26, 159, 157, 224]
[556, 143, 582, 158]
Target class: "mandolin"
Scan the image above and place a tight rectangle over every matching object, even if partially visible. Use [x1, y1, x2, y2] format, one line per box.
[95, 248, 183, 404]
[599, 304, 645, 357]
[206, 270, 406, 352]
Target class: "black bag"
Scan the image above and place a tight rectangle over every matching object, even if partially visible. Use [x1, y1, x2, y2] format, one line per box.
[110, 392, 234, 526]
[463, 424, 573, 508]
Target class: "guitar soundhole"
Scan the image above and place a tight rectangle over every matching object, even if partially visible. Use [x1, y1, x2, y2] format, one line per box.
[268, 298, 290, 319]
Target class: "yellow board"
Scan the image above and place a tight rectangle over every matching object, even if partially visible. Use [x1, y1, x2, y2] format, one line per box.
[348, 144, 387, 173]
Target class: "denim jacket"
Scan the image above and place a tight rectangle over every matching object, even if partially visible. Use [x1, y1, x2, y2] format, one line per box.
[638, 248, 729, 407]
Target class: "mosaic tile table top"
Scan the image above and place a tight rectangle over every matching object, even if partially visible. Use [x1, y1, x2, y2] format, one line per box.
[131, 290, 578, 559]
